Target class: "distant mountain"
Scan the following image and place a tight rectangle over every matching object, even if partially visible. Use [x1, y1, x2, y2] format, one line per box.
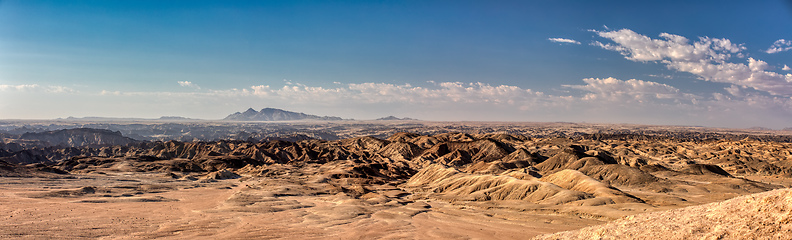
[59, 116, 200, 121]
[63, 116, 148, 121]
[376, 116, 417, 121]
[223, 108, 344, 121]
[158, 116, 197, 121]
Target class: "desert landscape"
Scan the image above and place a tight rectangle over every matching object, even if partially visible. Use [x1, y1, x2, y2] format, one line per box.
[3, 120, 792, 239]
[4, 1, 792, 239]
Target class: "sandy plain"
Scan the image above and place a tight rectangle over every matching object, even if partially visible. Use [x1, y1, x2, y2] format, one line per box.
[0, 172, 601, 239]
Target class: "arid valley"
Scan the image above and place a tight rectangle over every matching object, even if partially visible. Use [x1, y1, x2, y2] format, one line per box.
[3, 120, 792, 239]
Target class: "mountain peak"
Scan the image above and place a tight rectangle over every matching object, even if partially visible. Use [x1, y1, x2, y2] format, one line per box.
[223, 108, 344, 121]
[376, 116, 417, 121]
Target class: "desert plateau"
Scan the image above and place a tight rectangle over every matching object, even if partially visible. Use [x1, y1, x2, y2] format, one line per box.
[3, 121, 792, 239]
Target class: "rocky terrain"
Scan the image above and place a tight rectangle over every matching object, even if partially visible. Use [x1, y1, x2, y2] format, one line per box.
[17, 128, 137, 148]
[2, 126, 792, 239]
[4, 118, 792, 142]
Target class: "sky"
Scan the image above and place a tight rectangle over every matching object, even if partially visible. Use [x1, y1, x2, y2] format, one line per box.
[1, 0, 792, 129]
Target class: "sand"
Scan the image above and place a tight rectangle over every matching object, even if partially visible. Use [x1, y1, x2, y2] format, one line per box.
[0, 172, 602, 239]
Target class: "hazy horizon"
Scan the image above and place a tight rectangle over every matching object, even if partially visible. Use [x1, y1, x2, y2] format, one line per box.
[2, 1, 792, 129]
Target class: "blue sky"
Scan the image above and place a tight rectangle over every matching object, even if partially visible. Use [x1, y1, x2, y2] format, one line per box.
[1, 0, 792, 128]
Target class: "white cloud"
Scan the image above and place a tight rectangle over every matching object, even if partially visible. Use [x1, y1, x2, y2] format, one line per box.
[766, 39, 792, 54]
[3, 78, 789, 128]
[592, 29, 792, 96]
[177, 81, 200, 89]
[78, 81, 557, 122]
[100, 90, 122, 96]
[548, 37, 581, 44]
[783, 65, 791, 71]
[91, 81, 548, 111]
[647, 74, 674, 79]
[242, 81, 543, 105]
[591, 29, 744, 62]
[0, 84, 75, 93]
[563, 77, 792, 127]
[0, 84, 40, 91]
[724, 85, 740, 96]
[95, 79, 790, 115]
[90, 79, 703, 116]
[563, 77, 696, 103]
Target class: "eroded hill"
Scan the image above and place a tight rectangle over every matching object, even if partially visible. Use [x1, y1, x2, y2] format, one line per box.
[2, 131, 792, 239]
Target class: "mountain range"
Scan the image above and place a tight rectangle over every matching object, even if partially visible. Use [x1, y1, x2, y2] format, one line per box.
[376, 116, 417, 121]
[223, 108, 344, 121]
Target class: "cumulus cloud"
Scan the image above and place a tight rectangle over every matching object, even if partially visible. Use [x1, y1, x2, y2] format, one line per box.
[548, 37, 581, 44]
[766, 39, 792, 54]
[96, 78, 790, 117]
[648, 74, 674, 79]
[0, 84, 40, 92]
[592, 29, 792, 96]
[0, 84, 75, 93]
[564, 77, 792, 127]
[177, 81, 200, 89]
[242, 81, 543, 105]
[99, 78, 708, 112]
[11, 77, 777, 128]
[92, 81, 548, 112]
[783, 65, 791, 71]
[724, 85, 744, 97]
[563, 77, 694, 103]
[591, 29, 744, 62]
